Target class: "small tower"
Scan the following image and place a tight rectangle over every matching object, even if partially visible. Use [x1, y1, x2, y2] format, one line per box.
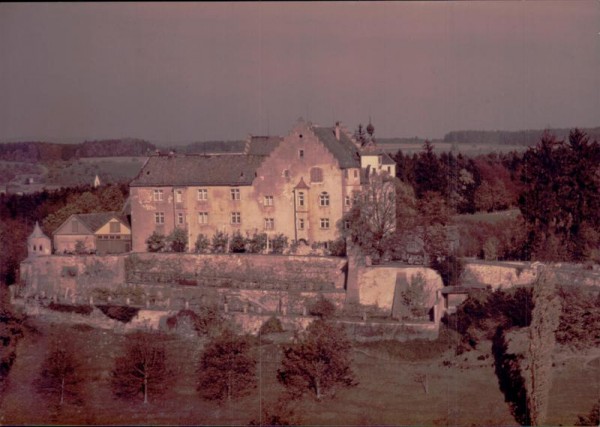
[28, 222, 51, 257]
[93, 174, 101, 188]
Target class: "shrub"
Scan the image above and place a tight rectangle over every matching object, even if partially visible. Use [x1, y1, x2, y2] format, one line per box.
[271, 233, 288, 254]
[259, 316, 284, 335]
[47, 302, 93, 316]
[327, 238, 347, 257]
[167, 227, 188, 253]
[74, 240, 87, 255]
[96, 305, 139, 323]
[146, 231, 166, 253]
[444, 287, 533, 349]
[166, 308, 222, 336]
[230, 231, 247, 253]
[194, 233, 210, 254]
[308, 295, 336, 318]
[556, 287, 600, 349]
[212, 231, 228, 254]
[247, 232, 268, 254]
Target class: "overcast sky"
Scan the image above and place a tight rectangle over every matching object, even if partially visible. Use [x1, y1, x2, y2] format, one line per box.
[1, 2, 598, 143]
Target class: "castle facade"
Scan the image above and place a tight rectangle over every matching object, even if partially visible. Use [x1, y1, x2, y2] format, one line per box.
[129, 120, 395, 252]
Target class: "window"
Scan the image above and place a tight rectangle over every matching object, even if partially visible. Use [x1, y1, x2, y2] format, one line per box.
[320, 218, 330, 229]
[344, 220, 351, 230]
[319, 192, 330, 207]
[231, 188, 240, 201]
[283, 169, 290, 179]
[298, 191, 305, 207]
[175, 189, 183, 203]
[231, 212, 241, 224]
[264, 195, 274, 206]
[71, 220, 79, 233]
[299, 149, 304, 158]
[387, 166, 391, 173]
[264, 218, 274, 230]
[298, 218, 305, 230]
[198, 212, 208, 224]
[153, 189, 163, 201]
[344, 169, 349, 179]
[177, 212, 184, 225]
[378, 155, 383, 165]
[109, 221, 121, 233]
[344, 195, 351, 207]
[197, 189, 208, 201]
[310, 167, 323, 183]
[353, 169, 358, 178]
[155, 212, 165, 224]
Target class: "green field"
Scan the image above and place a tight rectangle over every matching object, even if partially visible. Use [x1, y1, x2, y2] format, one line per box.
[1, 318, 596, 426]
[379, 142, 528, 155]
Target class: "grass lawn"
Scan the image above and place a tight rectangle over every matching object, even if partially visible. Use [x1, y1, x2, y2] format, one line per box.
[0, 319, 597, 426]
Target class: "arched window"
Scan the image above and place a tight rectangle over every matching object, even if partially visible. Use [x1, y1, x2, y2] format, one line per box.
[319, 192, 330, 207]
[310, 167, 323, 183]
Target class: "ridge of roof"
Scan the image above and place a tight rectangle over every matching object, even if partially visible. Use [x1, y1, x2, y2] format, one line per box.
[74, 212, 129, 233]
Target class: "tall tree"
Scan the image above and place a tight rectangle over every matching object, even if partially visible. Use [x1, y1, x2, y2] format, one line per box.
[196, 328, 257, 402]
[111, 332, 172, 404]
[519, 130, 600, 261]
[277, 319, 356, 400]
[525, 267, 562, 426]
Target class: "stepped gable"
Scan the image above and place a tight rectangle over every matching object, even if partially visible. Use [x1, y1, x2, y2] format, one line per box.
[130, 154, 267, 187]
[74, 212, 129, 232]
[311, 126, 361, 169]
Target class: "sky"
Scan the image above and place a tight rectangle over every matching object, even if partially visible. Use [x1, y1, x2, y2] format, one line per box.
[1, 2, 599, 143]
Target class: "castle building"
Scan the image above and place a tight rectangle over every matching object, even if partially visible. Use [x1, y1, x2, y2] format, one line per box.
[129, 120, 396, 252]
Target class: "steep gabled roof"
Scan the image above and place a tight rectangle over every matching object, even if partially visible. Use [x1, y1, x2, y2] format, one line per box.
[75, 212, 129, 233]
[244, 136, 283, 156]
[130, 154, 267, 187]
[312, 126, 361, 169]
[54, 212, 129, 236]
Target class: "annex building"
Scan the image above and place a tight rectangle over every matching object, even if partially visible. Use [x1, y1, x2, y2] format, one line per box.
[129, 120, 395, 252]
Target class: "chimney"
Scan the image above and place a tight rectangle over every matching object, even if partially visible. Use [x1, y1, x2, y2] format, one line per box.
[335, 121, 340, 141]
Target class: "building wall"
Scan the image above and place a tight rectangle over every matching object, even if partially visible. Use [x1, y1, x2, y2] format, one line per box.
[54, 234, 96, 253]
[131, 122, 360, 252]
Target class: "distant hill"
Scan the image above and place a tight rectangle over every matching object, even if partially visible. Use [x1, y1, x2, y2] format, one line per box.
[443, 127, 600, 146]
[0, 139, 156, 162]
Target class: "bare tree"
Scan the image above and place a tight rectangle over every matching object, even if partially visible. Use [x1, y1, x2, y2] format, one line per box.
[111, 332, 172, 404]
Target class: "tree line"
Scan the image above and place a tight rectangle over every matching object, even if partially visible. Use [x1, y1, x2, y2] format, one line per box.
[33, 315, 356, 425]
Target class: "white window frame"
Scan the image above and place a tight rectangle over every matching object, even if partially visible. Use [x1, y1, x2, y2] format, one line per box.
[153, 189, 164, 202]
[198, 212, 208, 225]
[155, 212, 165, 224]
[320, 218, 330, 229]
[175, 189, 183, 203]
[264, 195, 274, 207]
[298, 192, 305, 207]
[231, 188, 240, 201]
[298, 218, 305, 230]
[177, 212, 185, 225]
[231, 212, 241, 224]
[264, 218, 274, 230]
[319, 192, 330, 207]
[197, 189, 208, 201]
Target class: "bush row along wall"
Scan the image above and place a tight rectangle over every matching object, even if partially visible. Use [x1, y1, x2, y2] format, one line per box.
[125, 253, 347, 290]
[19, 253, 347, 315]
